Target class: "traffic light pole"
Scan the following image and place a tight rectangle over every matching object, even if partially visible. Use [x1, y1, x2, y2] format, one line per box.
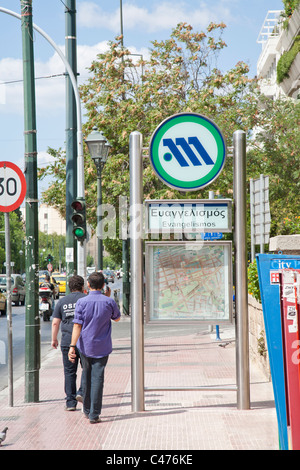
[21, 0, 40, 403]
[65, 0, 77, 290]
[1, 6, 87, 283]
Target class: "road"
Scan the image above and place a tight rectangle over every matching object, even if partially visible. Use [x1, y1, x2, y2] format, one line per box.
[0, 303, 53, 392]
[0, 278, 209, 392]
[0, 279, 124, 392]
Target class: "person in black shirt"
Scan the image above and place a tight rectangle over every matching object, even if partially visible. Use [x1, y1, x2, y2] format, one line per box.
[52, 275, 86, 411]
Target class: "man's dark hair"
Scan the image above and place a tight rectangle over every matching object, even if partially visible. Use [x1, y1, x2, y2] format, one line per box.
[69, 275, 84, 292]
[88, 272, 105, 290]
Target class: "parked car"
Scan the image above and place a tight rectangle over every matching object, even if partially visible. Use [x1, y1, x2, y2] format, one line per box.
[103, 269, 115, 283]
[0, 274, 26, 306]
[39, 275, 60, 299]
[52, 273, 66, 295]
[0, 290, 6, 315]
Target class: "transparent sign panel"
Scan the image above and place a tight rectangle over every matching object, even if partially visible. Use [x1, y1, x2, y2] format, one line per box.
[146, 241, 233, 324]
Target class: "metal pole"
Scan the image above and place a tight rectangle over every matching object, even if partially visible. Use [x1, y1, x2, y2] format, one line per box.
[120, 0, 123, 44]
[250, 178, 255, 262]
[0, 7, 86, 283]
[233, 130, 250, 410]
[129, 131, 144, 412]
[5, 213, 13, 407]
[96, 166, 103, 270]
[21, 0, 40, 403]
[260, 174, 264, 254]
[65, 0, 77, 288]
[122, 240, 130, 315]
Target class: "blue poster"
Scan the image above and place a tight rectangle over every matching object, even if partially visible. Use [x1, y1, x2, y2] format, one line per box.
[256, 254, 300, 450]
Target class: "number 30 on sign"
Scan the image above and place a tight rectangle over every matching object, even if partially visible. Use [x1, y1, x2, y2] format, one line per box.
[0, 161, 27, 212]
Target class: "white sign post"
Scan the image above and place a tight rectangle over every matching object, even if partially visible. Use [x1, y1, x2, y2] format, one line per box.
[0, 161, 26, 407]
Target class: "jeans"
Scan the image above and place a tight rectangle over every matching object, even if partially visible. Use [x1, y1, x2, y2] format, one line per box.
[61, 346, 85, 408]
[79, 353, 109, 420]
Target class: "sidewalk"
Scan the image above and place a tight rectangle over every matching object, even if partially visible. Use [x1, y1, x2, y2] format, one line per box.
[0, 317, 278, 451]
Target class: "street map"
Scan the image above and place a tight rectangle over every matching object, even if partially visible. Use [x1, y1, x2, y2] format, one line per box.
[148, 243, 232, 322]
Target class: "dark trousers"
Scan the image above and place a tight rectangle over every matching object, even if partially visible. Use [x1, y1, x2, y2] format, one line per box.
[61, 346, 84, 408]
[79, 353, 108, 420]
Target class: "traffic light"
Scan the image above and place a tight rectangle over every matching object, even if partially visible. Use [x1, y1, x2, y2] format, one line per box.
[71, 198, 86, 242]
[47, 254, 53, 263]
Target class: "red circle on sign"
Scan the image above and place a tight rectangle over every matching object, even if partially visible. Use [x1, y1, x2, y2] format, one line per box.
[0, 161, 27, 212]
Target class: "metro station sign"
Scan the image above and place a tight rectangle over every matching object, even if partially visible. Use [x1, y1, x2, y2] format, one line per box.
[145, 199, 232, 234]
[149, 113, 226, 191]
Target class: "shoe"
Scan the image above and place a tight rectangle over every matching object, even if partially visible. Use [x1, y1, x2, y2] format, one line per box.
[76, 394, 83, 403]
[89, 417, 101, 424]
[65, 406, 76, 411]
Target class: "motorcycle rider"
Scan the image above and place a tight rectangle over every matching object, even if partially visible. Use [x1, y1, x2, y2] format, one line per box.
[40, 273, 55, 310]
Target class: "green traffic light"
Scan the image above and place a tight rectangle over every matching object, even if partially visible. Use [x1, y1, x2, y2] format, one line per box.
[71, 198, 86, 241]
[74, 227, 85, 238]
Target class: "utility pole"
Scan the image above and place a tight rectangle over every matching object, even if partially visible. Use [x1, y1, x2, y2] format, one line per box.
[65, 0, 77, 290]
[119, 0, 130, 314]
[20, 0, 40, 403]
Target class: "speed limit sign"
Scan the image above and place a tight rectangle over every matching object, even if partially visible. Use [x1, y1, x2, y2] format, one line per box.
[0, 161, 27, 212]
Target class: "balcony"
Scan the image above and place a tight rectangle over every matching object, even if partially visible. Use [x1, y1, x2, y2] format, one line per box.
[277, 6, 300, 97]
[280, 53, 300, 97]
[257, 10, 282, 78]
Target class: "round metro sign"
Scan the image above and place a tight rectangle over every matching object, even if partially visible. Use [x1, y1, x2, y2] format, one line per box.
[0, 161, 27, 212]
[149, 113, 226, 191]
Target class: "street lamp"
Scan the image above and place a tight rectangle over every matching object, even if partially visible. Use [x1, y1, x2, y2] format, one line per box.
[85, 127, 111, 271]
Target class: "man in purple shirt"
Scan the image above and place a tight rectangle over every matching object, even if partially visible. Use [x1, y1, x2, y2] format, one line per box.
[68, 271, 120, 423]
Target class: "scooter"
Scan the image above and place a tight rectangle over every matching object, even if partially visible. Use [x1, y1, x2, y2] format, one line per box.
[39, 284, 53, 321]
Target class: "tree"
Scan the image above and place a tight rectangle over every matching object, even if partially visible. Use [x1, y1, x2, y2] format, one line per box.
[40, 22, 300, 262]
[38, 230, 66, 272]
[247, 95, 300, 236]
[0, 210, 25, 273]
[40, 23, 261, 263]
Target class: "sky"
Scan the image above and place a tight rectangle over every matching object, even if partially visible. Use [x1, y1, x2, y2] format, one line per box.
[0, 0, 284, 196]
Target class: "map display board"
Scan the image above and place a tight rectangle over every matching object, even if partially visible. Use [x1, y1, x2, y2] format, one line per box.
[145, 241, 233, 324]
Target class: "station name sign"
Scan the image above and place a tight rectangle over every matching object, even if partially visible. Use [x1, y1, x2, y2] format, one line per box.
[145, 199, 232, 234]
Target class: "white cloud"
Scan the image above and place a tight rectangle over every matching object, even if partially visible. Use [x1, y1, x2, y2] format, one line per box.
[0, 42, 109, 116]
[78, 1, 234, 32]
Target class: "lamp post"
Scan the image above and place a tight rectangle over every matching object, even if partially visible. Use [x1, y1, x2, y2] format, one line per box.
[85, 127, 111, 271]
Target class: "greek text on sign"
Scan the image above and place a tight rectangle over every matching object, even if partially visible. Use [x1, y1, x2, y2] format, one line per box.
[149, 113, 226, 191]
[145, 199, 232, 234]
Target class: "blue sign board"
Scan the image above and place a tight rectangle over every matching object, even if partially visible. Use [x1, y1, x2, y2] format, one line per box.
[200, 232, 223, 240]
[256, 254, 300, 450]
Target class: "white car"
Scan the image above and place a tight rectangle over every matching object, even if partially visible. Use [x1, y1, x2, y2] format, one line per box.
[0, 274, 26, 306]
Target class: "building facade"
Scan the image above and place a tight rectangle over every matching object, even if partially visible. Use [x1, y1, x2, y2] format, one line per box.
[21, 204, 97, 265]
[257, 6, 300, 99]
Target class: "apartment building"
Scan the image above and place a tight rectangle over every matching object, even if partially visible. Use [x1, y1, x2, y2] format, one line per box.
[257, 6, 300, 99]
[20, 204, 97, 263]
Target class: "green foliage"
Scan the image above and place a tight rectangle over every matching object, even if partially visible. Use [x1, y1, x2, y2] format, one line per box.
[39, 231, 66, 271]
[0, 210, 25, 273]
[247, 96, 300, 237]
[40, 23, 260, 263]
[257, 331, 267, 357]
[38, 22, 300, 263]
[248, 259, 261, 303]
[278, 215, 300, 235]
[282, 0, 300, 20]
[277, 36, 300, 83]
